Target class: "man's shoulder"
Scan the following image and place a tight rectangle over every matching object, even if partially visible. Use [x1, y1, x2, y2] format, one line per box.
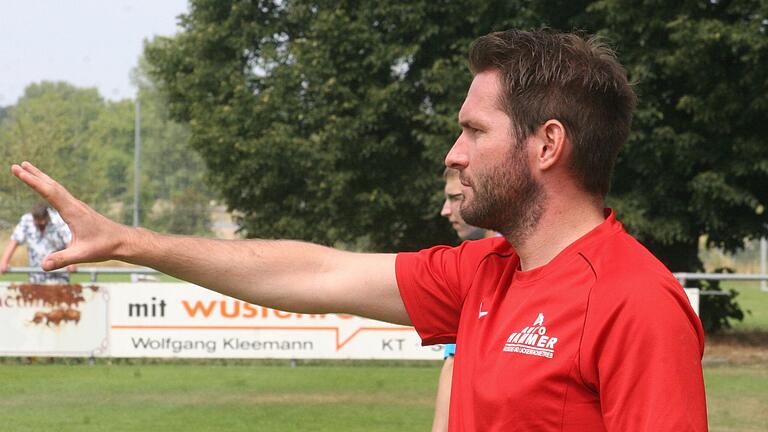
[576, 231, 702, 350]
[579, 230, 681, 298]
[18, 213, 33, 224]
[14, 214, 34, 234]
[396, 237, 515, 282]
[458, 236, 516, 264]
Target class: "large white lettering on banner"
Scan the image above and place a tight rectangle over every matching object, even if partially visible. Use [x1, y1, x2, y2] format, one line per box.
[109, 283, 442, 360]
[0, 282, 108, 357]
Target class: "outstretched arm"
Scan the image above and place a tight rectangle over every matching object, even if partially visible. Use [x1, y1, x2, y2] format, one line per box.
[11, 162, 410, 325]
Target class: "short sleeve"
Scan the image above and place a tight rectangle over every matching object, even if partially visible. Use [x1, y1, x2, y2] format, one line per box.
[11, 219, 27, 244]
[580, 275, 707, 431]
[395, 246, 463, 345]
[395, 237, 510, 346]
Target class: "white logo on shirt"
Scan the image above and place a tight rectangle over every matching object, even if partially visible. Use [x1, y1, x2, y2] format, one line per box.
[503, 312, 558, 359]
[478, 301, 489, 318]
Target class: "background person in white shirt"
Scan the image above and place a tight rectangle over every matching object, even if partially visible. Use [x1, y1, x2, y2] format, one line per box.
[0, 203, 75, 283]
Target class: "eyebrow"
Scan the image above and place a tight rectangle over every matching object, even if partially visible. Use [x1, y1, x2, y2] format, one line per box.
[458, 117, 483, 130]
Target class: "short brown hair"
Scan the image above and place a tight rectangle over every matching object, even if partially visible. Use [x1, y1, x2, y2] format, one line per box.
[31, 203, 49, 220]
[468, 29, 637, 196]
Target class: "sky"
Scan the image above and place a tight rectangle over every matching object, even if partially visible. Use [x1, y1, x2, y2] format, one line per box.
[0, 0, 189, 106]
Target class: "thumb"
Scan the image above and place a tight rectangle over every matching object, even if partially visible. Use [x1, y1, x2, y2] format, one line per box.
[43, 250, 79, 271]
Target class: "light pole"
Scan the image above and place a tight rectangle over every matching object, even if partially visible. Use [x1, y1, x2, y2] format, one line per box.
[133, 97, 141, 227]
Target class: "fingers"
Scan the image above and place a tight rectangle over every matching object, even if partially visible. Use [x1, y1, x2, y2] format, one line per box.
[20, 161, 54, 182]
[11, 162, 54, 200]
[11, 162, 79, 216]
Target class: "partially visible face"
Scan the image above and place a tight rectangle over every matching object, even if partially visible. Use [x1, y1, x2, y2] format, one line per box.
[33, 216, 49, 232]
[441, 174, 486, 240]
[444, 70, 545, 243]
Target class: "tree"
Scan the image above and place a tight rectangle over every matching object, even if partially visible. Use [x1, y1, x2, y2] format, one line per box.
[0, 78, 216, 237]
[589, 0, 768, 331]
[0, 82, 105, 223]
[130, 55, 217, 236]
[145, 0, 543, 251]
[82, 99, 136, 209]
[145, 0, 766, 330]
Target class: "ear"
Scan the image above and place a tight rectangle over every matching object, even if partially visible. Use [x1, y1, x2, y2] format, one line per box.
[535, 119, 567, 171]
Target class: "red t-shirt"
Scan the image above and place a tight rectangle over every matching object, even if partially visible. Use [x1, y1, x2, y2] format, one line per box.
[396, 210, 707, 431]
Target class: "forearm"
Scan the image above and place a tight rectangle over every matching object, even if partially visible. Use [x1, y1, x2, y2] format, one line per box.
[119, 228, 406, 323]
[122, 229, 334, 310]
[0, 240, 18, 267]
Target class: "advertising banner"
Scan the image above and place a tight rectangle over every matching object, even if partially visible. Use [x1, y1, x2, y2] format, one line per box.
[684, 288, 700, 316]
[0, 282, 701, 359]
[107, 283, 442, 360]
[0, 282, 108, 357]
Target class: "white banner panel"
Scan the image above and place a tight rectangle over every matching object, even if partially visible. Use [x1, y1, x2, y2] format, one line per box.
[0, 283, 108, 356]
[0, 282, 701, 359]
[107, 283, 442, 360]
[684, 288, 700, 316]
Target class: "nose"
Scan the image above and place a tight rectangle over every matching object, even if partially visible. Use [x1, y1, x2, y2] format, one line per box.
[445, 133, 469, 170]
[440, 199, 451, 217]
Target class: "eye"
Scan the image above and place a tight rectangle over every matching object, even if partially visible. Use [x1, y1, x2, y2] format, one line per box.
[467, 126, 483, 135]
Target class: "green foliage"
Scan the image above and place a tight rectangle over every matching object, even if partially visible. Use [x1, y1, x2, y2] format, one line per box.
[145, 0, 548, 250]
[595, 0, 768, 265]
[129, 56, 216, 235]
[146, 1, 766, 329]
[83, 99, 136, 206]
[591, 0, 768, 331]
[0, 82, 106, 223]
[0, 77, 217, 236]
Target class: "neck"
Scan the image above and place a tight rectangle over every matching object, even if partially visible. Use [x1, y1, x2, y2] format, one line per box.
[508, 196, 605, 271]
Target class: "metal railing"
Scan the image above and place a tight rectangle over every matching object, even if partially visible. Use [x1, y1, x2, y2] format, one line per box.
[5, 267, 768, 291]
[674, 272, 768, 294]
[4, 266, 160, 282]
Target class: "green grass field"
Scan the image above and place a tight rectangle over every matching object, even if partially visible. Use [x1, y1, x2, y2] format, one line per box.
[705, 365, 768, 432]
[0, 362, 765, 431]
[0, 363, 437, 432]
[0, 277, 765, 430]
[726, 282, 768, 330]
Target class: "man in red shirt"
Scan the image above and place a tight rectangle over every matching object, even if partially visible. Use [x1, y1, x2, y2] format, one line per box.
[11, 29, 707, 431]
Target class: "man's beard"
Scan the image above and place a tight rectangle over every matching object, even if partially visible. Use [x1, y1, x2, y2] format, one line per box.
[459, 145, 545, 246]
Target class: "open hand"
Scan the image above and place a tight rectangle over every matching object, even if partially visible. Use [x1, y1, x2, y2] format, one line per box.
[11, 162, 133, 271]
